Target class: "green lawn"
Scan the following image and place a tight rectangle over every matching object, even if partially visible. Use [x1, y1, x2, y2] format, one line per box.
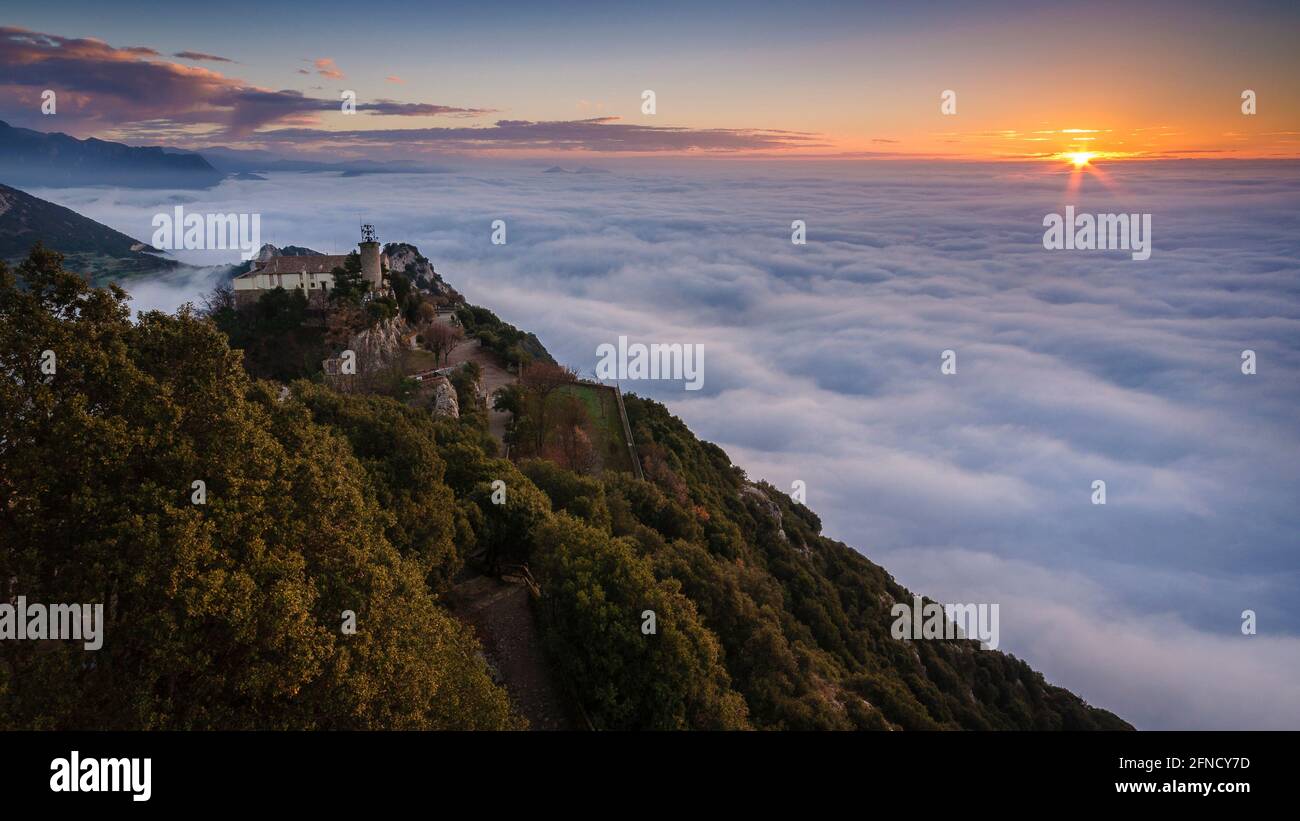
[400, 349, 440, 374]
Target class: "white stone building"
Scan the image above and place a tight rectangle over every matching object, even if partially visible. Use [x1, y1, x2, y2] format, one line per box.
[232, 227, 386, 307]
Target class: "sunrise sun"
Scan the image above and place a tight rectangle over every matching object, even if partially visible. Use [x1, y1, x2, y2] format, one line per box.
[1065, 151, 1097, 168]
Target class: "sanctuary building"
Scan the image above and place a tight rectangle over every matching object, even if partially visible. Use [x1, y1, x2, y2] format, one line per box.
[232, 225, 387, 307]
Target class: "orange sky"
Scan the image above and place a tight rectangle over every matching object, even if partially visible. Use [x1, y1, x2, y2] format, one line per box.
[5, 1, 1299, 161]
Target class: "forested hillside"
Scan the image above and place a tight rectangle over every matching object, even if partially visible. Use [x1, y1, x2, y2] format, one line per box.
[0, 184, 173, 279]
[0, 247, 1129, 730]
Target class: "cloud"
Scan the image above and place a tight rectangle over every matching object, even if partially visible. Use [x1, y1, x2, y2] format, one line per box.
[173, 50, 234, 63]
[313, 57, 343, 79]
[27, 156, 1300, 728]
[0, 26, 823, 155]
[0, 26, 826, 156]
[246, 117, 825, 154]
[354, 100, 496, 118]
[120, 265, 231, 318]
[0, 26, 492, 138]
[385, 75, 405, 84]
[873, 546, 1300, 730]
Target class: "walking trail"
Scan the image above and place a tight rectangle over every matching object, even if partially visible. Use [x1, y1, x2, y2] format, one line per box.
[435, 321, 573, 728]
[442, 336, 515, 444]
[445, 573, 573, 730]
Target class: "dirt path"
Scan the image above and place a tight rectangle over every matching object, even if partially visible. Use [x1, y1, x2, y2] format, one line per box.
[443, 337, 515, 444]
[445, 574, 573, 730]
[437, 324, 567, 726]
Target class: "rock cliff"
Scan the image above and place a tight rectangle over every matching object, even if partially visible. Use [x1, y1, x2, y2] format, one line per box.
[349, 315, 411, 374]
[384, 242, 460, 301]
[430, 376, 460, 418]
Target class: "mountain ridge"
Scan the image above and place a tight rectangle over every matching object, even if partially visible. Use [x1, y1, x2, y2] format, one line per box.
[0, 182, 175, 279]
[0, 120, 224, 189]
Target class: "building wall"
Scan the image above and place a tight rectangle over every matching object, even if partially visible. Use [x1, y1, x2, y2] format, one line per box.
[233, 271, 332, 308]
[359, 241, 382, 287]
[235, 287, 329, 309]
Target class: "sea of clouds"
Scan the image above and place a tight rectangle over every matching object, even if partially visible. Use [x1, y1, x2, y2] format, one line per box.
[26, 158, 1300, 729]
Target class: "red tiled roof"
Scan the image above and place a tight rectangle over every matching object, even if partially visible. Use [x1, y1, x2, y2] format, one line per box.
[246, 254, 349, 275]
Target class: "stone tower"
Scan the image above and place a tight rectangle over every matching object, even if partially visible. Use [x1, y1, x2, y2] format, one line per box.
[359, 224, 382, 288]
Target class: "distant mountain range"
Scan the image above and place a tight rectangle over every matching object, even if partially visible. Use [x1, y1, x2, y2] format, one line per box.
[0, 183, 174, 279]
[185, 145, 453, 177]
[543, 165, 611, 174]
[0, 123, 455, 190]
[0, 121, 224, 189]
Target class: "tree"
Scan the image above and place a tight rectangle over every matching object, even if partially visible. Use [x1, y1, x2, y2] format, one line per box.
[532, 514, 750, 730]
[416, 300, 437, 325]
[518, 458, 611, 531]
[325, 303, 364, 348]
[549, 393, 597, 473]
[516, 362, 578, 455]
[421, 319, 463, 365]
[329, 251, 368, 306]
[290, 381, 462, 589]
[449, 361, 490, 436]
[209, 286, 328, 382]
[0, 247, 520, 730]
[493, 383, 539, 455]
[389, 269, 411, 304]
[200, 282, 235, 316]
[455, 302, 552, 369]
[364, 295, 398, 325]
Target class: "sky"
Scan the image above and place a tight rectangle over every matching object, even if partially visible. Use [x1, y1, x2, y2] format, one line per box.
[3, 2, 1300, 729]
[2, 1, 1299, 160]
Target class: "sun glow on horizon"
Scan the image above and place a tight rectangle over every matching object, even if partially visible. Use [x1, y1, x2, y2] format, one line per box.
[1064, 151, 1098, 168]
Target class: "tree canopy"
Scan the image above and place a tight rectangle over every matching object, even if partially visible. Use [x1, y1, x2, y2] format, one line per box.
[0, 247, 518, 729]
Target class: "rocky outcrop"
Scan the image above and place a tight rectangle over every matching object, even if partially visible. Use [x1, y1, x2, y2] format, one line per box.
[350, 315, 411, 374]
[253, 243, 323, 262]
[430, 376, 460, 418]
[384, 242, 460, 300]
[741, 484, 783, 527]
[466, 370, 487, 408]
[740, 483, 791, 545]
[321, 315, 413, 379]
[252, 243, 279, 265]
[230, 243, 324, 278]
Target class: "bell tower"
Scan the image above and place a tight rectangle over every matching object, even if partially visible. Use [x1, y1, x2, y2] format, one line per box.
[359, 224, 382, 288]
